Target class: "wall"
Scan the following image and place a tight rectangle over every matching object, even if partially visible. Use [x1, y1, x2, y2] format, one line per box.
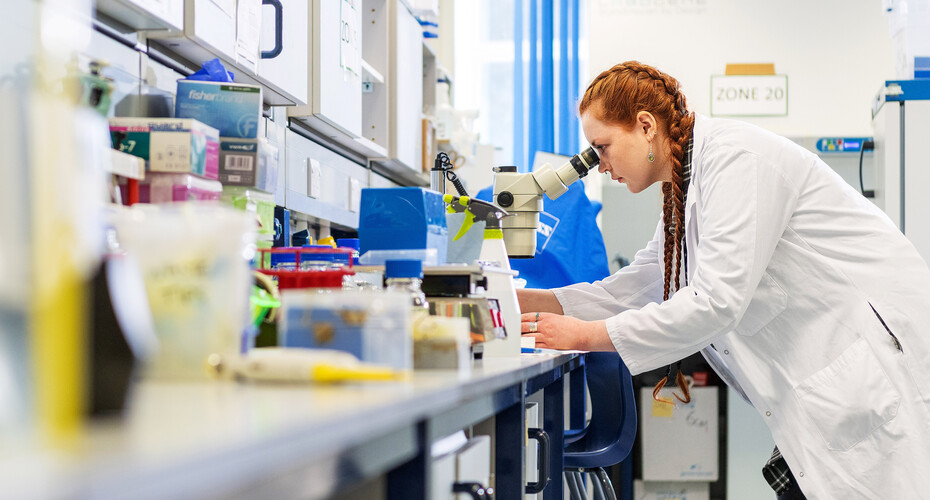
[586, 0, 894, 137]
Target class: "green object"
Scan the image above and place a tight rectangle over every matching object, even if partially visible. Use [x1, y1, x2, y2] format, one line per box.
[442, 194, 511, 241]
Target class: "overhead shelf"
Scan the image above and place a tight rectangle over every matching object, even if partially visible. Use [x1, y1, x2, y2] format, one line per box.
[361, 59, 385, 84]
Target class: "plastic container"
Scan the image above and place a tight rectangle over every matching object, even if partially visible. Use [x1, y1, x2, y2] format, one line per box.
[256, 246, 354, 290]
[279, 291, 412, 370]
[358, 248, 439, 266]
[110, 203, 255, 379]
[120, 172, 222, 204]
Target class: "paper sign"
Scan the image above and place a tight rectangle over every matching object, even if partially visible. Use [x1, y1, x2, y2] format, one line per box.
[652, 398, 674, 418]
[340, 0, 361, 76]
[710, 75, 788, 116]
[236, 0, 261, 73]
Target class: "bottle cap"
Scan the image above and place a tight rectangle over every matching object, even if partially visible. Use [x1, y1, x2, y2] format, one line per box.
[336, 238, 360, 251]
[385, 259, 423, 279]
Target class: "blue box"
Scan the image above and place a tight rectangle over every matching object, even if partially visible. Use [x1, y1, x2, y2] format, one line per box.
[358, 187, 448, 264]
[175, 80, 262, 139]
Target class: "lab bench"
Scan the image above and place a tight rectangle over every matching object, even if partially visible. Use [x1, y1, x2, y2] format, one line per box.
[3, 352, 582, 500]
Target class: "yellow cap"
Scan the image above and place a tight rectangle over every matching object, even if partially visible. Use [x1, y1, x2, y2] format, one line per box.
[318, 236, 337, 248]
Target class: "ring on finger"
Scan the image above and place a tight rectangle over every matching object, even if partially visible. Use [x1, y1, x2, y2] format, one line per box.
[535, 312, 540, 322]
[528, 322, 538, 333]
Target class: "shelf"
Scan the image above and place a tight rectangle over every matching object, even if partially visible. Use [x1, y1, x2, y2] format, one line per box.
[370, 157, 429, 187]
[148, 37, 300, 106]
[361, 59, 385, 84]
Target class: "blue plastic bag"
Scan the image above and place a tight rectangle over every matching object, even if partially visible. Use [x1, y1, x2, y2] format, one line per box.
[476, 182, 610, 289]
[186, 58, 235, 82]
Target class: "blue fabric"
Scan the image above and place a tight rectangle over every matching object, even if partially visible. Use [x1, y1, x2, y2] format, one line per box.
[476, 183, 609, 289]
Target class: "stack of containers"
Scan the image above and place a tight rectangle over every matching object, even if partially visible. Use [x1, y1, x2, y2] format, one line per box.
[174, 79, 279, 255]
[109, 117, 222, 203]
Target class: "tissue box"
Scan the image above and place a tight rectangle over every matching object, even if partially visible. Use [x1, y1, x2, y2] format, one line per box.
[109, 117, 219, 179]
[218, 137, 278, 192]
[175, 80, 262, 139]
[120, 172, 223, 204]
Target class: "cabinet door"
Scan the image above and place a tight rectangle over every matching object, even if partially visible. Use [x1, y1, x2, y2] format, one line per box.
[188, 0, 237, 62]
[313, 0, 362, 137]
[391, 2, 423, 171]
[258, 0, 309, 105]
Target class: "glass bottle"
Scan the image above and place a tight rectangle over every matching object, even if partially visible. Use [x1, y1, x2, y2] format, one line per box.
[384, 259, 428, 311]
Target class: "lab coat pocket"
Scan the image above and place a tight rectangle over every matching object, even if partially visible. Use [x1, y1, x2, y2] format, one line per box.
[734, 272, 787, 336]
[794, 338, 901, 451]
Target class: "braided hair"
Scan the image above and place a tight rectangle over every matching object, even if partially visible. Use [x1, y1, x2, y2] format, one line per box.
[580, 61, 696, 403]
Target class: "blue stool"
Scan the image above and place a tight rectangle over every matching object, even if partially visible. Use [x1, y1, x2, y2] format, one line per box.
[563, 352, 637, 500]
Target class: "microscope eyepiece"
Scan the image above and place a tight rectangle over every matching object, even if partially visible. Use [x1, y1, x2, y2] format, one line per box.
[568, 146, 601, 178]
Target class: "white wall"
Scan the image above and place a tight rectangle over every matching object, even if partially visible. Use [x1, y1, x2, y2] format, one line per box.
[586, 0, 894, 137]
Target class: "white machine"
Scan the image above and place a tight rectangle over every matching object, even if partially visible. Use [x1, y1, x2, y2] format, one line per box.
[491, 147, 600, 258]
[872, 79, 930, 263]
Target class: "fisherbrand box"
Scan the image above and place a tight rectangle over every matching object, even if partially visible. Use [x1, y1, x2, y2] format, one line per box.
[175, 80, 262, 139]
[109, 117, 219, 179]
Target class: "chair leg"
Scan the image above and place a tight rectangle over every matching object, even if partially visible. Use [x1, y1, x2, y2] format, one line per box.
[594, 467, 617, 500]
[565, 470, 586, 500]
[589, 470, 606, 500]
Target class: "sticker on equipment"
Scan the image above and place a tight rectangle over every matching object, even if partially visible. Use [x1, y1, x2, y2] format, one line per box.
[225, 155, 254, 171]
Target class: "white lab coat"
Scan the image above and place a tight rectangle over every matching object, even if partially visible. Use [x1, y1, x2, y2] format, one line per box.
[553, 115, 930, 499]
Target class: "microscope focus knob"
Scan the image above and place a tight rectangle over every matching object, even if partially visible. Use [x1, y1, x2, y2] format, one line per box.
[497, 191, 514, 207]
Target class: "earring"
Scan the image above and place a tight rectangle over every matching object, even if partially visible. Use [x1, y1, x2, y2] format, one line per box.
[648, 141, 655, 162]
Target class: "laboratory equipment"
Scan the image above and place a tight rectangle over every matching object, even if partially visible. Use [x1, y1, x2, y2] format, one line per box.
[871, 79, 930, 262]
[422, 264, 505, 358]
[357, 187, 449, 264]
[491, 147, 600, 258]
[442, 195, 521, 357]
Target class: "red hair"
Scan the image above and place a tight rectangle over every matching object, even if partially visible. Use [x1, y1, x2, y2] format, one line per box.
[581, 61, 695, 403]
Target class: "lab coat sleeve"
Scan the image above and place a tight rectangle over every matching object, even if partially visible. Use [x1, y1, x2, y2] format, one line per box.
[551, 220, 664, 321]
[608, 148, 799, 375]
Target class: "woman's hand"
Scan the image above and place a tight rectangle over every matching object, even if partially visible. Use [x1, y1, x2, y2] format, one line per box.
[520, 312, 610, 350]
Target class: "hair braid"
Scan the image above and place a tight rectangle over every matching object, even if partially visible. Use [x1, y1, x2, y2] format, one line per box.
[580, 61, 696, 404]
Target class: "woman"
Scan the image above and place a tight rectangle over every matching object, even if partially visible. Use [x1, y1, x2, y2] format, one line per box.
[518, 61, 930, 499]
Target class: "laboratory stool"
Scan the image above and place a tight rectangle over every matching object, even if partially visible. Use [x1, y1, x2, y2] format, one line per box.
[563, 351, 636, 500]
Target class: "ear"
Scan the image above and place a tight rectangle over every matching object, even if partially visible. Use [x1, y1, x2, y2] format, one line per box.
[635, 111, 658, 140]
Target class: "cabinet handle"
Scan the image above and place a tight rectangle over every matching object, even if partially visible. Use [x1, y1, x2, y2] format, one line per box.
[525, 427, 550, 494]
[261, 0, 284, 59]
[452, 482, 493, 500]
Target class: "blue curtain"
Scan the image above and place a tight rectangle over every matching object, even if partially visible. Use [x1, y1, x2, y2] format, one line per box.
[514, 0, 581, 171]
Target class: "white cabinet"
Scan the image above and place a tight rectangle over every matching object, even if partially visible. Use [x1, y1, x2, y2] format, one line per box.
[287, 0, 364, 141]
[391, 0, 423, 172]
[363, 0, 424, 178]
[146, 0, 302, 106]
[96, 0, 184, 31]
[284, 129, 371, 229]
[258, 0, 309, 105]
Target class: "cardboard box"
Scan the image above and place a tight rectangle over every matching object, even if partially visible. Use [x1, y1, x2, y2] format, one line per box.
[109, 117, 219, 179]
[217, 137, 278, 193]
[641, 386, 719, 481]
[175, 80, 262, 139]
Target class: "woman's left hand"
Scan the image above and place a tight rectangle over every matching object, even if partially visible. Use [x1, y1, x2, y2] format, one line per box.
[520, 312, 607, 350]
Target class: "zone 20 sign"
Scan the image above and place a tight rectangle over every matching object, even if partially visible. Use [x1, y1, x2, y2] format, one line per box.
[711, 75, 788, 116]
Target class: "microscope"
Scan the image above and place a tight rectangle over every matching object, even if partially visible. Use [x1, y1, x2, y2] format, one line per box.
[491, 147, 600, 258]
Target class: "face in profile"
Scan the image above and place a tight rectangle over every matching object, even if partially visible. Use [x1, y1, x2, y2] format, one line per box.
[581, 109, 665, 194]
